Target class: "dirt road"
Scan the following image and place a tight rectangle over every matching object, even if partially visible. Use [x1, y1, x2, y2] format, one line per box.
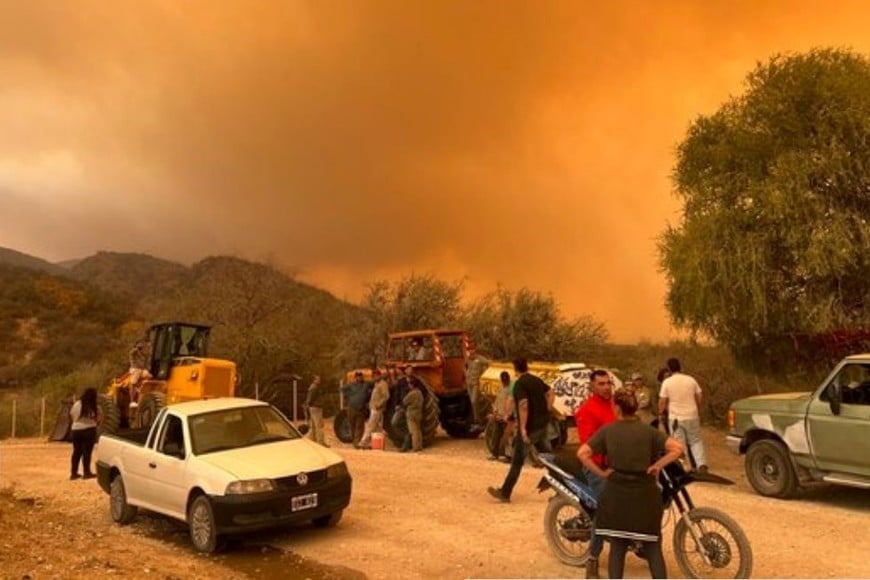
[2, 425, 869, 579]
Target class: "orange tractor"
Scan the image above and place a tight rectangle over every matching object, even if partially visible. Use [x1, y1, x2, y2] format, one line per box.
[336, 329, 482, 446]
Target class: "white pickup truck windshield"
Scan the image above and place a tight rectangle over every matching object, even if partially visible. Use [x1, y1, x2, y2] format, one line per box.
[189, 406, 301, 455]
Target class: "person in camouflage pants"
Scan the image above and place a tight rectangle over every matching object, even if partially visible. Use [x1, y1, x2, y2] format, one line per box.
[466, 350, 490, 425]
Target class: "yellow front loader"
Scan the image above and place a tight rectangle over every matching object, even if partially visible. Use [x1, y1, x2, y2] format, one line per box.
[99, 322, 238, 434]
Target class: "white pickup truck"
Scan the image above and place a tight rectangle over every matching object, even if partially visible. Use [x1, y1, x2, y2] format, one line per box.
[96, 398, 352, 552]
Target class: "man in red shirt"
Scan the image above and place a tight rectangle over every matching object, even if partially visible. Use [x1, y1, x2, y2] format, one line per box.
[574, 369, 616, 579]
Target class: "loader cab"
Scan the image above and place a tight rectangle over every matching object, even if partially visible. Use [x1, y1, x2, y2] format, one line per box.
[147, 322, 211, 380]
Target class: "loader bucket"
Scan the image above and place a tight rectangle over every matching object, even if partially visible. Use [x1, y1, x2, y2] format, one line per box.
[48, 399, 73, 442]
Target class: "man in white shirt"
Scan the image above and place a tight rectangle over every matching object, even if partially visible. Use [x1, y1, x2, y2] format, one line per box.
[658, 357, 707, 473]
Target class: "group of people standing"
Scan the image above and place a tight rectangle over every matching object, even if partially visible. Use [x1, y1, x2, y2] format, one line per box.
[487, 356, 708, 579]
[576, 357, 708, 579]
[304, 364, 428, 453]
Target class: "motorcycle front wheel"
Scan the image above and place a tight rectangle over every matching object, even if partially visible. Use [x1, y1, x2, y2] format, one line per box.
[543, 495, 593, 567]
[673, 507, 753, 579]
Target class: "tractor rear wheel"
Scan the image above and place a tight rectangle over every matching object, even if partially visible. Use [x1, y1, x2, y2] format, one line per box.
[440, 393, 481, 439]
[384, 386, 440, 448]
[333, 409, 353, 443]
[97, 394, 121, 437]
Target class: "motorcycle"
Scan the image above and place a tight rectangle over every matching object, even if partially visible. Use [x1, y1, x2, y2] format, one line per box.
[538, 452, 753, 579]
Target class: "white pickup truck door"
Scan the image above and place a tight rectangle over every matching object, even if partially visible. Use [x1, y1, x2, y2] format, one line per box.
[121, 409, 167, 505]
[142, 413, 191, 519]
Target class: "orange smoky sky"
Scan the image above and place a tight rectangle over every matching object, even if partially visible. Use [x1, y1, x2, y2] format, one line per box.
[0, 1, 868, 342]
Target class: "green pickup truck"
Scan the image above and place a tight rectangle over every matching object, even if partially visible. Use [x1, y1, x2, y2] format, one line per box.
[727, 354, 870, 498]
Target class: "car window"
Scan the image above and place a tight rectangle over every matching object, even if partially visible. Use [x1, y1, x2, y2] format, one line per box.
[823, 363, 870, 406]
[438, 335, 464, 359]
[158, 415, 185, 457]
[189, 405, 302, 455]
[387, 338, 405, 363]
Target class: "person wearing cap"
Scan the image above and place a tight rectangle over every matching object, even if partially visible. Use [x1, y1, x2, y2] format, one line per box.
[359, 369, 390, 449]
[465, 346, 490, 426]
[625, 372, 658, 425]
[401, 378, 424, 452]
[341, 371, 369, 448]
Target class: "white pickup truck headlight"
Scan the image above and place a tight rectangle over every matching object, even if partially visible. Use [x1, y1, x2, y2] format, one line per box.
[326, 462, 348, 480]
[225, 479, 276, 495]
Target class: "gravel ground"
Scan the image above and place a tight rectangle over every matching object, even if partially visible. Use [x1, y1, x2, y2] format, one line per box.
[2, 422, 870, 579]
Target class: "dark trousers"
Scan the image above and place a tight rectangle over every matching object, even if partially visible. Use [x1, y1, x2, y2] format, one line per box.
[607, 538, 666, 579]
[500, 427, 551, 498]
[347, 408, 366, 447]
[490, 419, 506, 456]
[71, 427, 97, 476]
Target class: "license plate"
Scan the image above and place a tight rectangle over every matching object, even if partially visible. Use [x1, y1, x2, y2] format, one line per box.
[291, 493, 318, 512]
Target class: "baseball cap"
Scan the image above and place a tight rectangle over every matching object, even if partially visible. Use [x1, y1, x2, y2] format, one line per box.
[631, 372, 643, 381]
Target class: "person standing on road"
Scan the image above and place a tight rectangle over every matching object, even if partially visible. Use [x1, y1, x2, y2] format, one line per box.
[304, 374, 328, 446]
[401, 380, 424, 452]
[625, 372, 658, 425]
[466, 347, 490, 426]
[359, 369, 390, 449]
[341, 371, 369, 448]
[658, 357, 707, 473]
[70, 387, 102, 480]
[487, 357, 554, 502]
[655, 367, 671, 431]
[487, 370, 515, 461]
[574, 369, 616, 578]
[579, 389, 683, 579]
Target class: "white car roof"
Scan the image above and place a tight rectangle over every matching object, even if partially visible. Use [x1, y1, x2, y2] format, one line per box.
[168, 397, 268, 418]
[557, 363, 587, 372]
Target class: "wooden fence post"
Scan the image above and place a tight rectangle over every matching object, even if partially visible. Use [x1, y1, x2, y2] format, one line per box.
[292, 380, 298, 422]
[40, 397, 46, 438]
[11, 398, 16, 439]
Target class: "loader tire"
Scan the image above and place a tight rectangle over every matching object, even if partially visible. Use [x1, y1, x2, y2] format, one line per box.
[97, 394, 121, 437]
[138, 392, 166, 430]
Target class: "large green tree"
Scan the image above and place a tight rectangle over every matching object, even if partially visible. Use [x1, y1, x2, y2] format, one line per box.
[660, 48, 870, 369]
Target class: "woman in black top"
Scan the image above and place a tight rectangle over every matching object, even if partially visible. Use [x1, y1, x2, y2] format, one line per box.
[578, 389, 683, 579]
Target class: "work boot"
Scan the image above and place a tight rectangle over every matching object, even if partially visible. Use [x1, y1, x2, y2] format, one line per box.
[585, 557, 599, 579]
[487, 486, 510, 503]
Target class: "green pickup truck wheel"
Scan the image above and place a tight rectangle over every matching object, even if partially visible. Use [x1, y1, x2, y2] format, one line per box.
[745, 439, 798, 499]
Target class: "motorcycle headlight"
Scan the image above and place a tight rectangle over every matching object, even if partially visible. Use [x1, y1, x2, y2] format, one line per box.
[326, 462, 349, 480]
[225, 479, 275, 495]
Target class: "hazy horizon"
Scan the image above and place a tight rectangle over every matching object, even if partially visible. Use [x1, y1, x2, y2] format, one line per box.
[2, 1, 869, 341]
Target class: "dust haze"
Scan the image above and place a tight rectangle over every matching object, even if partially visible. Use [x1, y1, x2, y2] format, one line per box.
[1, 1, 868, 341]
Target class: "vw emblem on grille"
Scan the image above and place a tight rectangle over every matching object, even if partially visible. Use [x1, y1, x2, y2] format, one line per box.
[296, 472, 308, 486]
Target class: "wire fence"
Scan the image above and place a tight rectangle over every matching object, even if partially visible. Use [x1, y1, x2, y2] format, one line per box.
[0, 394, 53, 440]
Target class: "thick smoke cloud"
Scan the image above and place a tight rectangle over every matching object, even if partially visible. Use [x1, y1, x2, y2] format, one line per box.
[1, 1, 868, 340]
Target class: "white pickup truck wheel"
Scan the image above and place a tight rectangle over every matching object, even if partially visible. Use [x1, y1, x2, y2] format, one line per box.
[109, 476, 138, 525]
[189, 495, 220, 553]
